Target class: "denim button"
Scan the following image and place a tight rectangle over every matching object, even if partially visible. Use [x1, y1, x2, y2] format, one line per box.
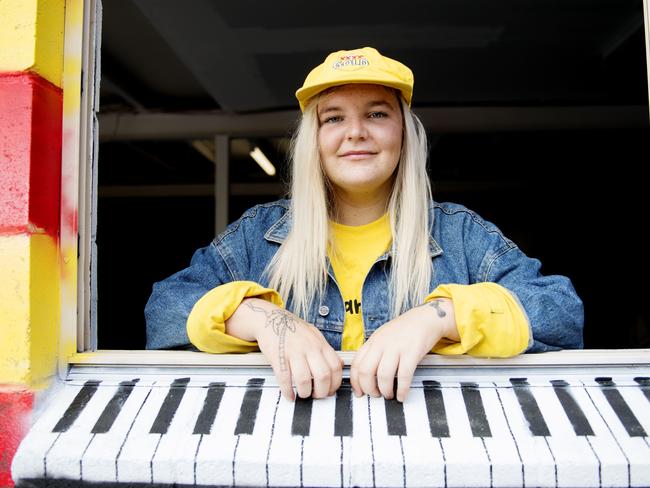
[318, 305, 330, 316]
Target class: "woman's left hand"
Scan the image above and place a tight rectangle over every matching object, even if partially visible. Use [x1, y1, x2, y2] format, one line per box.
[350, 298, 457, 402]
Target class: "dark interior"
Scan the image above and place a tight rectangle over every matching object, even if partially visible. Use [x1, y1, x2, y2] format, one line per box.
[96, 0, 649, 350]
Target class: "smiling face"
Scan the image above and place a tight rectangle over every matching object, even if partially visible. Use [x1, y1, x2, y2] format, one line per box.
[317, 84, 403, 203]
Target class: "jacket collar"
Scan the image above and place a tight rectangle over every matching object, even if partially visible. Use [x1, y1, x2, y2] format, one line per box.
[264, 207, 443, 258]
[264, 208, 291, 244]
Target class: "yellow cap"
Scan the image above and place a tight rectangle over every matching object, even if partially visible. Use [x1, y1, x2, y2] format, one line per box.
[295, 47, 414, 112]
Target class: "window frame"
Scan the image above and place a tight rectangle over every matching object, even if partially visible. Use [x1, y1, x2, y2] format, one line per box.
[64, 0, 650, 372]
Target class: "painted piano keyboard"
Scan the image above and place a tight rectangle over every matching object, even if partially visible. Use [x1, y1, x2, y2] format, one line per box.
[11, 370, 650, 488]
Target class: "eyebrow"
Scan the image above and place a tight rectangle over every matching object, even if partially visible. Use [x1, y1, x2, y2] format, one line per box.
[318, 100, 395, 116]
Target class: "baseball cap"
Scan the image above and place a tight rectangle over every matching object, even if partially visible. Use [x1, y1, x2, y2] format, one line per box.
[295, 47, 414, 112]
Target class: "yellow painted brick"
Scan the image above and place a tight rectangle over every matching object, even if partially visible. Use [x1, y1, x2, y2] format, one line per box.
[0, 235, 31, 383]
[0, 0, 65, 87]
[29, 233, 60, 382]
[0, 234, 60, 385]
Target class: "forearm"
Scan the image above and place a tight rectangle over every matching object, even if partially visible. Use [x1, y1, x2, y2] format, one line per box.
[186, 281, 284, 353]
[225, 297, 283, 342]
[419, 297, 459, 342]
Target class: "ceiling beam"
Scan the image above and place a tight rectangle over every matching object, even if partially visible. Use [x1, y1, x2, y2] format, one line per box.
[99, 105, 649, 141]
[133, 0, 277, 111]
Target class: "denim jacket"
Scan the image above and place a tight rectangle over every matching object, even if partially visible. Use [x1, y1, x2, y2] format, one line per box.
[145, 199, 584, 352]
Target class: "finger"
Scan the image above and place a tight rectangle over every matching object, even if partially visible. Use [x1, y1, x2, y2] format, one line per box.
[350, 345, 366, 397]
[357, 347, 382, 398]
[307, 353, 333, 399]
[396, 357, 419, 403]
[274, 362, 295, 402]
[323, 348, 344, 396]
[376, 353, 399, 399]
[291, 355, 313, 399]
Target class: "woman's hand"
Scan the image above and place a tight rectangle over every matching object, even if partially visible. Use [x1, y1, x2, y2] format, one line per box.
[227, 298, 343, 401]
[350, 298, 458, 402]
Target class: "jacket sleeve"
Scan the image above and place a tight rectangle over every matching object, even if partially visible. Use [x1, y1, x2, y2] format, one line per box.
[426, 282, 531, 357]
[145, 241, 237, 349]
[485, 245, 584, 352]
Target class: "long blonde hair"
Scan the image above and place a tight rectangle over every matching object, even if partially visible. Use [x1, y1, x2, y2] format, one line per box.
[264, 92, 433, 320]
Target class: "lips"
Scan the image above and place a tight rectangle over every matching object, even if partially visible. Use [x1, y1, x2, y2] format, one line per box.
[339, 150, 377, 158]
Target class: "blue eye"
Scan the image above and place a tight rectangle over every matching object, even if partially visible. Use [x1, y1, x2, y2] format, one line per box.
[322, 115, 342, 124]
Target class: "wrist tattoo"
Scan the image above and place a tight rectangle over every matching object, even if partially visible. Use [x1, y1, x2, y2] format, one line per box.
[246, 301, 297, 371]
[428, 299, 447, 318]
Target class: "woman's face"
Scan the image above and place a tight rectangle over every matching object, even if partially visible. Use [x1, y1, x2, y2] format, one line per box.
[317, 84, 403, 200]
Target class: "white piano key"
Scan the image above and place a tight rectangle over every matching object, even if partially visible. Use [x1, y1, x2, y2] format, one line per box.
[569, 381, 632, 487]
[81, 379, 155, 483]
[195, 382, 246, 486]
[580, 379, 650, 487]
[531, 382, 603, 487]
[479, 384, 527, 487]
[301, 395, 343, 488]
[401, 384, 445, 488]
[368, 394, 406, 488]
[348, 394, 375, 487]
[439, 384, 491, 488]
[45, 382, 119, 480]
[151, 381, 207, 484]
[11, 381, 86, 481]
[115, 380, 171, 483]
[491, 381, 556, 487]
[266, 394, 303, 486]
[617, 384, 650, 440]
[233, 386, 282, 487]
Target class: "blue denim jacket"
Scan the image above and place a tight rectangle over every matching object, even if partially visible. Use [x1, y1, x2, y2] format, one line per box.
[145, 199, 583, 352]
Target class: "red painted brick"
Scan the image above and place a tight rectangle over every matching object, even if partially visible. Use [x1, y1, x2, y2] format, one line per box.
[0, 388, 34, 487]
[0, 72, 62, 238]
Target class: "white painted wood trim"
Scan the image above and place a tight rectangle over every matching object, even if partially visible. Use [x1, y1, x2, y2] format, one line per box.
[69, 349, 650, 368]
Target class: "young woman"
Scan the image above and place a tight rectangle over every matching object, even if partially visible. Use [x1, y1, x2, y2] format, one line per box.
[145, 47, 583, 402]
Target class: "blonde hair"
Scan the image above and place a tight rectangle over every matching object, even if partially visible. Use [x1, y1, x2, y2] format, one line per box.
[264, 92, 433, 320]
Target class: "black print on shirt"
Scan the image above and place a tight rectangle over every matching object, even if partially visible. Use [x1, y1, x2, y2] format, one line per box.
[345, 299, 361, 315]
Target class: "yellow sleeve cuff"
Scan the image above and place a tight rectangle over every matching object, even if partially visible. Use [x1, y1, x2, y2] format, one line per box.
[187, 281, 284, 353]
[426, 282, 530, 357]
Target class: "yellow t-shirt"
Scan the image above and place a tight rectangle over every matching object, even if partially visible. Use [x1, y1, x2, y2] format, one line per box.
[329, 213, 392, 350]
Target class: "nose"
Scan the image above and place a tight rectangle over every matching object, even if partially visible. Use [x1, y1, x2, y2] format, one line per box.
[345, 115, 368, 140]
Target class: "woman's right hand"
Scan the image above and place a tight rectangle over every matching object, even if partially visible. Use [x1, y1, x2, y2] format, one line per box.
[226, 298, 343, 401]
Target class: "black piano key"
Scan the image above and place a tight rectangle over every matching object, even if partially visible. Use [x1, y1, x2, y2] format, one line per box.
[595, 377, 647, 437]
[461, 382, 491, 437]
[291, 396, 313, 436]
[334, 378, 353, 437]
[422, 380, 449, 437]
[91, 379, 139, 434]
[234, 378, 265, 435]
[193, 382, 226, 435]
[149, 377, 191, 434]
[551, 380, 594, 436]
[384, 379, 407, 436]
[634, 377, 650, 404]
[52, 380, 101, 432]
[384, 397, 407, 436]
[509, 378, 550, 436]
